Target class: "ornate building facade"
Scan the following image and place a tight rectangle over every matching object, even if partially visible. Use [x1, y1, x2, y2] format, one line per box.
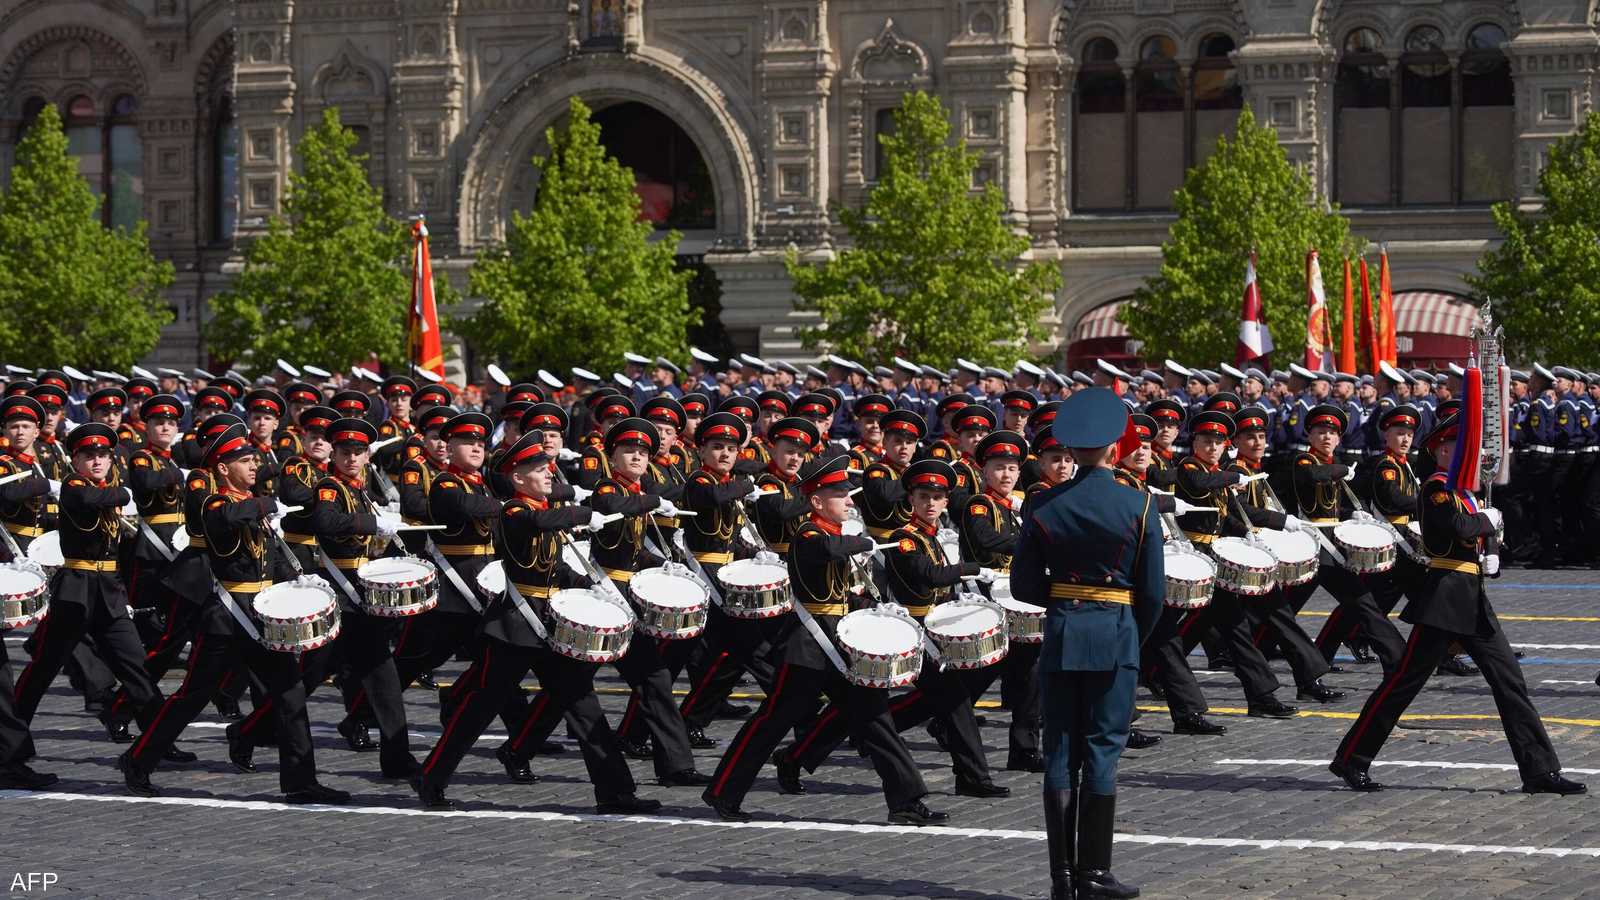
[1, 1, 1595, 370]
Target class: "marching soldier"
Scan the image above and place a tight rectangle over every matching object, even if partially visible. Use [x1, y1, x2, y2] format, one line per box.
[1331, 407, 1585, 797]
[1014, 387, 1163, 900]
[847, 393, 894, 471]
[375, 376, 417, 477]
[702, 454, 947, 825]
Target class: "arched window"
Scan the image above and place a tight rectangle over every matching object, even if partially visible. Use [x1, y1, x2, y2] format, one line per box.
[211, 94, 238, 243]
[1073, 33, 1239, 212]
[873, 107, 897, 181]
[1193, 34, 1242, 167]
[1073, 38, 1126, 211]
[1461, 23, 1513, 202]
[16, 97, 47, 141]
[1334, 28, 1391, 206]
[60, 93, 143, 229]
[1400, 26, 1450, 204]
[1135, 36, 1182, 208]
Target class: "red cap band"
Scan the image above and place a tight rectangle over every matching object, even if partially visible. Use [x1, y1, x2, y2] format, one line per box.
[907, 472, 950, 490]
[1193, 421, 1229, 436]
[1309, 414, 1341, 429]
[702, 424, 740, 442]
[146, 403, 180, 419]
[331, 430, 370, 445]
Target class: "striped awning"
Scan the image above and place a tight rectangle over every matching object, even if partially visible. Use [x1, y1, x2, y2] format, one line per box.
[1074, 299, 1129, 341]
[1393, 291, 1478, 337]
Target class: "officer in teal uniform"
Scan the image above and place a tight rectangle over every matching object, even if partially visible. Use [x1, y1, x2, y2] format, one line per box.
[1014, 387, 1164, 900]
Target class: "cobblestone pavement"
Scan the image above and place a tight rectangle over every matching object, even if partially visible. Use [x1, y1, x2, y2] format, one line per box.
[5, 569, 1600, 898]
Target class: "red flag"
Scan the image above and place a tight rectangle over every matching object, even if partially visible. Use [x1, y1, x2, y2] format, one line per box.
[1378, 246, 1397, 364]
[1358, 258, 1379, 373]
[1235, 253, 1273, 365]
[1304, 249, 1333, 371]
[1338, 257, 1356, 374]
[408, 218, 445, 379]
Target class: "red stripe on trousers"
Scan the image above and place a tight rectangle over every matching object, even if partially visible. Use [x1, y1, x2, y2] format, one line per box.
[426, 645, 491, 775]
[131, 633, 205, 764]
[1339, 624, 1424, 765]
[680, 651, 729, 717]
[710, 662, 790, 799]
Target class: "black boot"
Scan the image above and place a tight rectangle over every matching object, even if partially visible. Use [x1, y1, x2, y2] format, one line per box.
[1075, 792, 1138, 898]
[1043, 788, 1075, 900]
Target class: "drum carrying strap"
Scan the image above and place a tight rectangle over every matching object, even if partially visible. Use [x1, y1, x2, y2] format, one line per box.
[370, 463, 401, 505]
[137, 519, 178, 563]
[790, 600, 850, 676]
[425, 536, 484, 614]
[210, 580, 261, 641]
[503, 576, 550, 640]
[1308, 523, 1348, 567]
[317, 549, 363, 607]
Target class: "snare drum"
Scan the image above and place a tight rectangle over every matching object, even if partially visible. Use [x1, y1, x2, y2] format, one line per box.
[1211, 537, 1277, 596]
[253, 581, 341, 653]
[835, 608, 923, 689]
[991, 577, 1044, 643]
[547, 589, 633, 662]
[715, 560, 793, 619]
[1163, 546, 1216, 609]
[475, 559, 506, 599]
[25, 531, 62, 577]
[1258, 528, 1318, 587]
[924, 599, 1008, 669]
[0, 563, 48, 629]
[630, 568, 710, 639]
[356, 556, 440, 618]
[1334, 521, 1396, 574]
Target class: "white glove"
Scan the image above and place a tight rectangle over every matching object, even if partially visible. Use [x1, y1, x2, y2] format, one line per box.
[570, 484, 593, 502]
[557, 448, 580, 462]
[179, 468, 191, 479]
[753, 550, 781, 566]
[1282, 515, 1303, 532]
[745, 487, 765, 503]
[120, 498, 137, 517]
[47, 479, 61, 496]
[1239, 471, 1268, 484]
[975, 567, 999, 584]
[661, 561, 690, 578]
[585, 511, 613, 531]
[1481, 507, 1504, 530]
[1484, 553, 1501, 577]
[841, 519, 865, 536]
[1173, 498, 1204, 516]
[655, 499, 681, 517]
[272, 499, 295, 518]
[296, 573, 331, 591]
[1342, 465, 1356, 482]
[373, 513, 401, 540]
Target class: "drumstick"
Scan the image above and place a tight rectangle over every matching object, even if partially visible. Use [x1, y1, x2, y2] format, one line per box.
[274, 505, 304, 516]
[0, 471, 32, 487]
[393, 524, 447, 531]
[369, 436, 403, 453]
[873, 541, 902, 552]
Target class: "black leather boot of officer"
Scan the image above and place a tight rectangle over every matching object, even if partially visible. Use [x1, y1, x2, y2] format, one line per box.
[1075, 793, 1138, 898]
[1043, 788, 1075, 900]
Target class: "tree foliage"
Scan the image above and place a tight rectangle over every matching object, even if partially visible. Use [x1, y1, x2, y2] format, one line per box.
[210, 108, 434, 375]
[1468, 111, 1600, 365]
[1122, 106, 1360, 364]
[787, 90, 1060, 367]
[460, 97, 696, 374]
[0, 103, 173, 369]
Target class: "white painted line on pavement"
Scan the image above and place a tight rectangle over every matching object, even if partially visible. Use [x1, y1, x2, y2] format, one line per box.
[1514, 644, 1600, 651]
[2, 790, 1598, 857]
[1541, 680, 1597, 686]
[1217, 758, 1600, 776]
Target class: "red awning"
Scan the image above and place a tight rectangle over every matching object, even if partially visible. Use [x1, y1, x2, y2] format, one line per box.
[1392, 291, 1477, 337]
[1074, 300, 1129, 341]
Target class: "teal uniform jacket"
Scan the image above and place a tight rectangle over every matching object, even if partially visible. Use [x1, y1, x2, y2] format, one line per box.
[1013, 466, 1165, 672]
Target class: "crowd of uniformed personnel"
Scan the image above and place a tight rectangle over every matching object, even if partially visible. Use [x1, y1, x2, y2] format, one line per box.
[0, 351, 1588, 900]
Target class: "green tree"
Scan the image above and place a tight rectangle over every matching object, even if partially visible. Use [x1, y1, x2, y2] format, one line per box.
[1468, 111, 1600, 365]
[0, 104, 173, 369]
[210, 108, 433, 374]
[788, 91, 1059, 367]
[1122, 106, 1360, 364]
[461, 97, 696, 374]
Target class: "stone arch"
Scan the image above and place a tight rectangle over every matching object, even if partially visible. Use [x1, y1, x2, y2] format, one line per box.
[0, 25, 148, 100]
[1127, 20, 1184, 61]
[1066, 25, 1131, 65]
[458, 50, 759, 252]
[1184, 20, 1245, 61]
[310, 41, 388, 106]
[1059, 272, 1150, 336]
[1451, 10, 1517, 49]
[193, 31, 235, 101]
[846, 18, 933, 83]
[1328, 14, 1396, 53]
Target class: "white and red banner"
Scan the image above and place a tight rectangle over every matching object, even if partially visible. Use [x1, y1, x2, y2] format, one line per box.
[1235, 253, 1273, 366]
[408, 217, 445, 380]
[1304, 249, 1334, 372]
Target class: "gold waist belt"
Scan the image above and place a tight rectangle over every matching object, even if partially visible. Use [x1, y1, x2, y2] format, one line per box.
[1048, 583, 1132, 604]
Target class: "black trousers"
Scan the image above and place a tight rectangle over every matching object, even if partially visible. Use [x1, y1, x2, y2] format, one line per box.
[791, 654, 996, 784]
[677, 606, 784, 731]
[1245, 584, 1330, 689]
[1334, 621, 1560, 779]
[704, 618, 928, 812]
[436, 639, 636, 803]
[612, 633, 696, 777]
[1309, 556, 1406, 674]
[128, 629, 319, 792]
[1143, 605, 1209, 720]
[1000, 641, 1041, 754]
[1315, 556, 1420, 659]
[1561, 453, 1594, 558]
[350, 606, 527, 731]
[1543, 454, 1572, 561]
[1179, 589, 1280, 702]
[234, 609, 413, 774]
[14, 600, 161, 731]
[616, 634, 698, 743]
[0, 638, 32, 767]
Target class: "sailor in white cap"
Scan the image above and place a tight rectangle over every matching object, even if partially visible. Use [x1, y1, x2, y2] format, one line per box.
[1217, 362, 1246, 392]
[649, 357, 684, 401]
[953, 358, 984, 394]
[1014, 360, 1045, 397]
[301, 364, 333, 383]
[275, 359, 301, 384]
[536, 369, 565, 393]
[688, 346, 720, 394]
[1092, 359, 1132, 399]
[736, 354, 768, 399]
